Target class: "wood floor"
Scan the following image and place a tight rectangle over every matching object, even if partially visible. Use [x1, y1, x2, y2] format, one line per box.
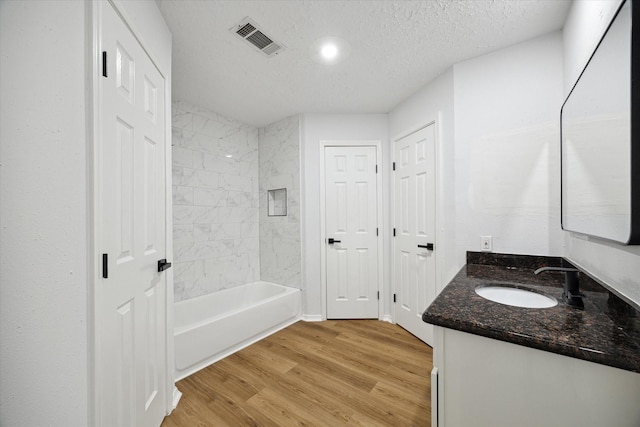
[161, 320, 433, 427]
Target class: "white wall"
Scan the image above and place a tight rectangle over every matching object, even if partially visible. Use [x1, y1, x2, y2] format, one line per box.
[453, 32, 564, 258]
[301, 114, 389, 317]
[0, 1, 88, 424]
[388, 69, 460, 291]
[0, 0, 172, 424]
[562, 0, 640, 307]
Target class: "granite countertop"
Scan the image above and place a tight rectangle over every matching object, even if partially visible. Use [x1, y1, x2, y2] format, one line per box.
[422, 252, 640, 373]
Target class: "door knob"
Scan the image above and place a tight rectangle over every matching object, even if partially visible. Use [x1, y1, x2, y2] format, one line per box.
[417, 243, 434, 250]
[328, 238, 342, 244]
[158, 259, 172, 272]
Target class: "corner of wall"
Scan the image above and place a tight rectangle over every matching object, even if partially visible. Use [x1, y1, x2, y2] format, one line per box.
[258, 115, 303, 289]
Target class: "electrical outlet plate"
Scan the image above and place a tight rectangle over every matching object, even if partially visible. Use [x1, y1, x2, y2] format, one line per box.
[481, 236, 492, 252]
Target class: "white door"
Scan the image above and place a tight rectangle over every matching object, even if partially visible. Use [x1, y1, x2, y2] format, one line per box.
[393, 125, 437, 345]
[325, 146, 379, 319]
[97, 2, 168, 426]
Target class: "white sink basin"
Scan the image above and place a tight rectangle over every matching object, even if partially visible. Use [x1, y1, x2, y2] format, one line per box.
[475, 285, 558, 309]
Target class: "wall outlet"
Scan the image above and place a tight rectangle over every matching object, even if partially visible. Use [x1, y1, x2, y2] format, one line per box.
[481, 236, 492, 252]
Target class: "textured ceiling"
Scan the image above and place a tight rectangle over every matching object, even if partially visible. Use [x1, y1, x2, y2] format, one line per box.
[157, 0, 572, 127]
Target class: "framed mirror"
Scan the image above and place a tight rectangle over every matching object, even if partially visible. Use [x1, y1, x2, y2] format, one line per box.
[561, 0, 640, 244]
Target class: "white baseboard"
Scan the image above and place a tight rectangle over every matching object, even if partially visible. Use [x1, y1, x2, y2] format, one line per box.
[302, 314, 392, 323]
[381, 315, 394, 324]
[171, 386, 182, 412]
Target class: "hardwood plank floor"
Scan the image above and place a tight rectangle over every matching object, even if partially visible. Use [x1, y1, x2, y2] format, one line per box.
[162, 320, 433, 427]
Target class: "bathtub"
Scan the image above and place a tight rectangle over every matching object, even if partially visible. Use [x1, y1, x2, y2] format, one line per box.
[174, 281, 301, 380]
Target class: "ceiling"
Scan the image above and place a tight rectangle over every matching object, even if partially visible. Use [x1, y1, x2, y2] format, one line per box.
[157, 0, 572, 127]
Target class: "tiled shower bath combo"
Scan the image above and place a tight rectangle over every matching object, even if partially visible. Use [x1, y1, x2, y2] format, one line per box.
[171, 100, 302, 377]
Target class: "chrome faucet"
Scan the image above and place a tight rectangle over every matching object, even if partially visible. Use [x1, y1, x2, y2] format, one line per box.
[534, 267, 583, 308]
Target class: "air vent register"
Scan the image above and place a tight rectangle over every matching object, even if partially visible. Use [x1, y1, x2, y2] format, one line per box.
[230, 17, 285, 57]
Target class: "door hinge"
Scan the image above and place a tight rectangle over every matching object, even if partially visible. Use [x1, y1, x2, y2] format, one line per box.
[375, 164, 378, 173]
[392, 162, 396, 171]
[102, 51, 108, 77]
[393, 293, 397, 303]
[377, 291, 380, 300]
[102, 253, 108, 279]
[393, 228, 396, 237]
[376, 227, 379, 236]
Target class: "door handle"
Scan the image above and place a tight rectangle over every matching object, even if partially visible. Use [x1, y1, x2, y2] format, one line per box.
[158, 259, 172, 272]
[328, 238, 342, 244]
[418, 243, 434, 251]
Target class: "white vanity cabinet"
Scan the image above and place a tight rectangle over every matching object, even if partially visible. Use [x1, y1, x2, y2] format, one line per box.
[431, 326, 640, 427]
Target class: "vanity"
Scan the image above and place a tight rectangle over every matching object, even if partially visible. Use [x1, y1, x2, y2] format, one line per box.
[422, 252, 640, 427]
[421, 0, 640, 424]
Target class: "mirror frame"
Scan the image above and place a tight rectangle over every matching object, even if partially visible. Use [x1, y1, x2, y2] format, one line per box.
[560, 0, 640, 245]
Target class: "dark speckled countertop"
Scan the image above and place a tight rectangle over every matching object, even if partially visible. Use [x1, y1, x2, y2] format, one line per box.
[422, 252, 640, 373]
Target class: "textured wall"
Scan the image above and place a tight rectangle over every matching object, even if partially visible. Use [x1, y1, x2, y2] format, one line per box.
[0, 2, 89, 424]
[172, 100, 260, 301]
[259, 116, 302, 288]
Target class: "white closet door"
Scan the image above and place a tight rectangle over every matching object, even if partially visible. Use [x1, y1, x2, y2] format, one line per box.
[393, 124, 436, 345]
[325, 146, 379, 319]
[97, 2, 168, 426]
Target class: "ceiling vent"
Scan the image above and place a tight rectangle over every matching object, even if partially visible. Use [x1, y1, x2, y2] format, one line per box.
[230, 17, 286, 57]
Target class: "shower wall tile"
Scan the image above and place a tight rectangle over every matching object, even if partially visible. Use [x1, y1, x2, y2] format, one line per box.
[173, 224, 193, 244]
[259, 115, 302, 288]
[173, 261, 194, 284]
[172, 186, 193, 205]
[172, 100, 260, 302]
[241, 222, 259, 238]
[219, 173, 253, 193]
[173, 205, 218, 225]
[227, 191, 258, 208]
[193, 188, 227, 207]
[172, 146, 193, 168]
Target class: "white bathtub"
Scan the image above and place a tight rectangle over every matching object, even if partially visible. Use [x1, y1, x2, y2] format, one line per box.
[174, 281, 301, 380]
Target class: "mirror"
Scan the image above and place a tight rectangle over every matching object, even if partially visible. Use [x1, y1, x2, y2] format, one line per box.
[561, 0, 640, 244]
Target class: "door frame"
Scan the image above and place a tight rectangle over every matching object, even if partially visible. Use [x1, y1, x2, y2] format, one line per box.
[391, 117, 443, 325]
[319, 140, 384, 320]
[89, 0, 175, 424]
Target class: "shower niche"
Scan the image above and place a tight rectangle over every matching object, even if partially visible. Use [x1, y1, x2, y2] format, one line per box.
[267, 188, 287, 216]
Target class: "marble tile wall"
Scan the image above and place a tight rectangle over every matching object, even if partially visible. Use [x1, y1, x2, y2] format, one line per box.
[259, 115, 302, 288]
[172, 100, 260, 302]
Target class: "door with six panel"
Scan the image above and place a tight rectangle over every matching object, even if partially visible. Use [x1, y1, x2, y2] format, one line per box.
[98, 2, 168, 426]
[393, 124, 436, 345]
[325, 146, 379, 319]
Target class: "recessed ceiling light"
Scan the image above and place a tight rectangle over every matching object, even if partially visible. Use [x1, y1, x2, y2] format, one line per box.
[310, 36, 351, 64]
[225, 154, 233, 158]
[321, 43, 338, 60]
